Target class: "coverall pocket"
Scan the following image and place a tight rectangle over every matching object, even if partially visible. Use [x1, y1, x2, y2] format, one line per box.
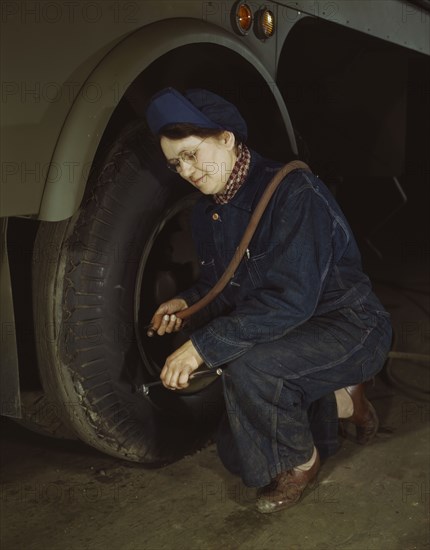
[245, 250, 274, 287]
[198, 258, 218, 286]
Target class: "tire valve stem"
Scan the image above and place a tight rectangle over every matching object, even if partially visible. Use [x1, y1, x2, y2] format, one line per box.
[135, 368, 223, 396]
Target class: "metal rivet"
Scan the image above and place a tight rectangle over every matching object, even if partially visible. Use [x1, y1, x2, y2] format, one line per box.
[212, 213, 220, 221]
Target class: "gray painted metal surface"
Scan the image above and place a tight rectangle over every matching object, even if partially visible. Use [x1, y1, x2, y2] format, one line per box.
[1, 0, 428, 219]
[0, 220, 21, 417]
[278, 0, 429, 54]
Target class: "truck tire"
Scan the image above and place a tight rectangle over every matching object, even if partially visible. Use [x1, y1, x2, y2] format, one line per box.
[15, 391, 77, 440]
[32, 121, 223, 463]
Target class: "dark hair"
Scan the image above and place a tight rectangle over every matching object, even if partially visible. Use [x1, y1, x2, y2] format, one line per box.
[159, 123, 225, 140]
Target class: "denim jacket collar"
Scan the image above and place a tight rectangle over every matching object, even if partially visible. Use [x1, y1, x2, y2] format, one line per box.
[227, 150, 263, 212]
[201, 150, 280, 213]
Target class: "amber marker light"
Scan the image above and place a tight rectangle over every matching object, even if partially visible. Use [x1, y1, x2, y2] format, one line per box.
[232, 2, 253, 35]
[255, 7, 275, 40]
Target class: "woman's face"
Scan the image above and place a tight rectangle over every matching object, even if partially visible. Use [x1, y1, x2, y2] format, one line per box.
[160, 131, 237, 195]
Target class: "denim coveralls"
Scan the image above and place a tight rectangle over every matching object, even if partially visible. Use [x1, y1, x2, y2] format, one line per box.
[179, 150, 392, 488]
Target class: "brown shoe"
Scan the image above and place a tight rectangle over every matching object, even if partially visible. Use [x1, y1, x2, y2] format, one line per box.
[256, 451, 320, 514]
[344, 383, 379, 445]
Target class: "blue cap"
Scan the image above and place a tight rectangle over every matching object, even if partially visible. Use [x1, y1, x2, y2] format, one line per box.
[145, 87, 248, 142]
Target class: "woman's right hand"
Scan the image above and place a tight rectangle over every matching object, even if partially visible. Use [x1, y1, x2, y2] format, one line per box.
[148, 298, 188, 336]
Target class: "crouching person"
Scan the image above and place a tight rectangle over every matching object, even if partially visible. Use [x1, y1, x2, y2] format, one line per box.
[145, 87, 392, 513]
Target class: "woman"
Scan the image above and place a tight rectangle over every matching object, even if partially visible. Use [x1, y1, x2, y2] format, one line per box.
[145, 87, 392, 513]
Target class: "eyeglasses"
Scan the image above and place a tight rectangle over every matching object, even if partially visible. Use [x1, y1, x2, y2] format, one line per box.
[166, 137, 208, 173]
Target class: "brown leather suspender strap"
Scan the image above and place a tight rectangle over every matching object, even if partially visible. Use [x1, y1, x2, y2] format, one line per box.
[148, 160, 311, 334]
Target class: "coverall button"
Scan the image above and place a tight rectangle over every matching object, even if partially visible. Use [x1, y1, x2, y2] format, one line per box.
[212, 213, 220, 221]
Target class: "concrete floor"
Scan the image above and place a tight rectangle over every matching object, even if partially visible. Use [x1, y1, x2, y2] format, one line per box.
[1, 263, 429, 550]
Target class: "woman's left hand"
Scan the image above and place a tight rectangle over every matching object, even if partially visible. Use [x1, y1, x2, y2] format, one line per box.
[160, 340, 204, 390]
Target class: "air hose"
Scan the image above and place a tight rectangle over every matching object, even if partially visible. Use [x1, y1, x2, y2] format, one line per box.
[147, 160, 312, 335]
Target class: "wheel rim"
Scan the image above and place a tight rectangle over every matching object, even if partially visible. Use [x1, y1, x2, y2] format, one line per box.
[134, 193, 217, 395]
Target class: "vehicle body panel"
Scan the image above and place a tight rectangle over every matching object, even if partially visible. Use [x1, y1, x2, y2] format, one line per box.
[1, 1, 428, 219]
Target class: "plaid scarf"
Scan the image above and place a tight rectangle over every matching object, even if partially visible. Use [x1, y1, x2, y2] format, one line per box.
[213, 143, 251, 204]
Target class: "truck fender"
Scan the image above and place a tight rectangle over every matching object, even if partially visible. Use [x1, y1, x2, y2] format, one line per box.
[39, 17, 297, 221]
